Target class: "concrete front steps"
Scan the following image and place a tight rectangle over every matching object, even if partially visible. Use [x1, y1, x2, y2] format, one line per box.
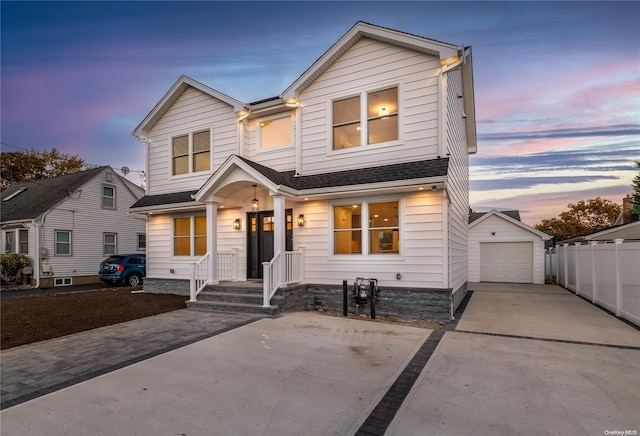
[186, 282, 280, 316]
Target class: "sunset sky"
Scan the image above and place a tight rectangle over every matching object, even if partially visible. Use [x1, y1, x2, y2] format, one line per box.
[2, 1, 638, 225]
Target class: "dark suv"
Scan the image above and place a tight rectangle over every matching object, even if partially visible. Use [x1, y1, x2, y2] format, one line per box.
[98, 254, 146, 286]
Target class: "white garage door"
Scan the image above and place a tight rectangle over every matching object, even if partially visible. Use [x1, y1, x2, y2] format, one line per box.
[479, 242, 533, 283]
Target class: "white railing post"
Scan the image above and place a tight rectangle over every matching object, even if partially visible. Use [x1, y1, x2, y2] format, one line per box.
[189, 262, 197, 302]
[614, 239, 624, 317]
[299, 246, 305, 284]
[590, 241, 598, 303]
[263, 261, 271, 307]
[232, 248, 238, 281]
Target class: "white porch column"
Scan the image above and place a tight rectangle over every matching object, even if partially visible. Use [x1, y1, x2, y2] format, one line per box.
[272, 194, 286, 282]
[206, 201, 219, 285]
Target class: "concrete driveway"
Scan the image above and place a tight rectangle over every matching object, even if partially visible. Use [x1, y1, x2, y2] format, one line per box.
[1, 283, 639, 435]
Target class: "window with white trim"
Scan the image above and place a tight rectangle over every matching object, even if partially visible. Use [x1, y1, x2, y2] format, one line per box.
[259, 115, 293, 149]
[174, 216, 206, 256]
[3, 229, 28, 254]
[172, 129, 211, 175]
[104, 233, 117, 255]
[137, 233, 146, 250]
[102, 185, 115, 209]
[55, 230, 72, 256]
[333, 201, 399, 255]
[332, 87, 398, 150]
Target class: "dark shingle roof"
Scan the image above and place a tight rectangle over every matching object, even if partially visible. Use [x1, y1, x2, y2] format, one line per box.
[469, 210, 521, 224]
[131, 157, 449, 210]
[1, 167, 106, 222]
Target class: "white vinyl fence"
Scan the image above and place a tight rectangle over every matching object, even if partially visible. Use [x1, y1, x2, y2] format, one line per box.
[546, 240, 640, 327]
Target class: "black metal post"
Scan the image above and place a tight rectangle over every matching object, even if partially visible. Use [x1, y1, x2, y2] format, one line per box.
[343, 280, 348, 316]
[370, 281, 376, 319]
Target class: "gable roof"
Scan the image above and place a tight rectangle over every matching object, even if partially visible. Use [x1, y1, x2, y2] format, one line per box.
[469, 210, 521, 224]
[1, 167, 107, 223]
[558, 220, 640, 244]
[469, 209, 551, 240]
[132, 75, 246, 138]
[131, 156, 449, 211]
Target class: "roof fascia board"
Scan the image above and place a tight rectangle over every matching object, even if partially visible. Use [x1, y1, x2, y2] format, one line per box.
[295, 176, 447, 197]
[282, 22, 459, 99]
[470, 210, 551, 240]
[133, 76, 245, 138]
[129, 202, 205, 214]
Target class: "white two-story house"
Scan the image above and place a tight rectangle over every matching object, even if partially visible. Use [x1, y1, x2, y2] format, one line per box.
[130, 22, 477, 321]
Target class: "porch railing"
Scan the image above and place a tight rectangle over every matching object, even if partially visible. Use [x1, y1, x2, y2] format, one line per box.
[189, 250, 237, 302]
[262, 249, 305, 307]
[190, 252, 210, 302]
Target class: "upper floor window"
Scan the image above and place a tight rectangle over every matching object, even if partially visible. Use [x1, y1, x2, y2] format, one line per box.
[3, 229, 28, 254]
[174, 216, 206, 256]
[332, 87, 398, 150]
[172, 129, 211, 176]
[259, 115, 292, 149]
[333, 200, 399, 255]
[102, 185, 115, 209]
[55, 230, 72, 256]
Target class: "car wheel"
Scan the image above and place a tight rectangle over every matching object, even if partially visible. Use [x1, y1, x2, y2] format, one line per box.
[127, 273, 142, 287]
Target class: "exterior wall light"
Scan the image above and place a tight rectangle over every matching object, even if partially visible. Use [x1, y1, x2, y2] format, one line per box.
[284, 98, 299, 108]
[233, 219, 241, 230]
[251, 184, 259, 212]
[297, 214, 305, 227]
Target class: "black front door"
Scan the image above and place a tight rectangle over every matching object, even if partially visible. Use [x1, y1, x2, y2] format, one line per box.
[247, 209, 293, 279]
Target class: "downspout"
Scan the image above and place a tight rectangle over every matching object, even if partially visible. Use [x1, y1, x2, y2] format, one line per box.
[295, 104, 302, 176]
[237, 107, 252, 155]
[33, 210, 50, 289]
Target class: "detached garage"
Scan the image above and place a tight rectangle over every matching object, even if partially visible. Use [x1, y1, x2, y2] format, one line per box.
[468, 210, 551, 284]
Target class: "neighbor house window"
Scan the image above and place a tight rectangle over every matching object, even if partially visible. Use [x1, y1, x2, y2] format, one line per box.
[333, 201, 400, 255]
[259, 116, 292, 149]
[332, 87, 398, 150]
[137, 233, 146, 250]
[172, 129, 211, 175]
[104, 233, 117, 255]
[55, 230, 72, 256]
[174, 216, 207, 256]
[3, 229, 28, 254]
[102, 185, 115, 209]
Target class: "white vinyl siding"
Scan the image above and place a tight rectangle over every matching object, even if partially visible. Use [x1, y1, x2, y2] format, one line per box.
[468, 214, 548, 285]
[242, 112, 297, 172]
[300, 38, 441, 174]
[146, 87, 239, 195]
[38, 168, 145, 278]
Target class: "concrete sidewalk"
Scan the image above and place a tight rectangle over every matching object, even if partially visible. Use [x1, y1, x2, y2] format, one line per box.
[2, 283, 639, 435]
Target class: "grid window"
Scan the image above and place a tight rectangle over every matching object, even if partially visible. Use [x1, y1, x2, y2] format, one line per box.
[18, 229, 28, 254]
[368, 201, 399, 254]
[333, 205, 362, 254]
[174, 216, 207, 256]
[104, 233, 117, 255]
[102, 186, 115, 209]
[332, 96, 361, 150]
[172, 130, 211, 175]
[55, 230, 72, 256]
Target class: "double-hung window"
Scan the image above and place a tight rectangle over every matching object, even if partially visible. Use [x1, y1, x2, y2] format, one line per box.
[172, 129, 211, 175]
[333, 201, 399, 255]
[3, 229, 28, 254]
[102, 185, 115, 209]
[332, 87, 398, 150]
[174, 216, 207, 256]
[55, 230, 72, 256]
[104, 233, 117, 255]
[137, 233, 146, 250]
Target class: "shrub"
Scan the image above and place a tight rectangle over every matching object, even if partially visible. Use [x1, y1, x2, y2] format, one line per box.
[0, 253, 29, 285]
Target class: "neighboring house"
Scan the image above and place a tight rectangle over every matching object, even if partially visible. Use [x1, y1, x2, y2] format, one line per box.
[558, 220, 640, 245]
[1, 166, 146, 287]
[130, 22, 477, 320]
[468, 210, 551, 285]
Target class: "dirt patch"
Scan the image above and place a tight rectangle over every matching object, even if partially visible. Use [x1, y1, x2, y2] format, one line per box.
[1, 288, 188, 350]
[317, 310, 445, 330]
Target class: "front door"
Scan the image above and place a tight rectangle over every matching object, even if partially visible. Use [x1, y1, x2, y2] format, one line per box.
[247, 209, 293, 279]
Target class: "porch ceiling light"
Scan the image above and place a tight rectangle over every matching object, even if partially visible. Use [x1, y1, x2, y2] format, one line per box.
[297, 214, 305, 227]
[233, 218, 241, 230]
[251, 184, 259, 212]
